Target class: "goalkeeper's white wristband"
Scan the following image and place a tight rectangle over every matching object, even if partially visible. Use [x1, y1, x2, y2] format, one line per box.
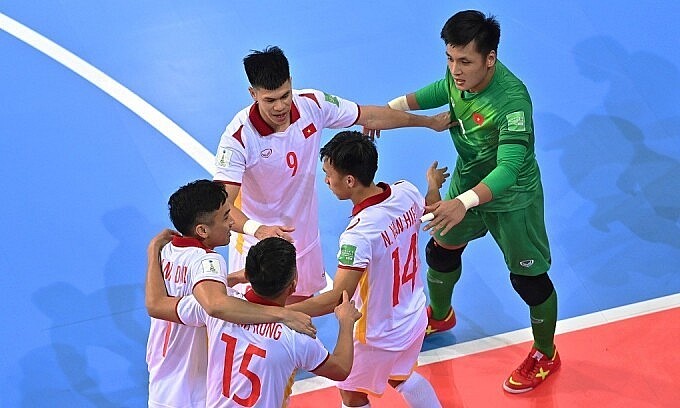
[243, 219, 263, 236]
[387, 95, 410, 111]
[455, 189, 480, 210]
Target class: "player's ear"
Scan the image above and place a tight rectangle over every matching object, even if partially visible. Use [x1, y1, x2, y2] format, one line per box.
[248, 87, 256, 101]
[289, 272, 298, 295]
[195, 224, 209, 240]
[486, 50, 497, 68]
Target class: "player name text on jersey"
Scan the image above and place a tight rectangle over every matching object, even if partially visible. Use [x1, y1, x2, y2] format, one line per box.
[162, 260, 188, 284]
[380, 203, 419, 248]
[237, 322, 284, 340]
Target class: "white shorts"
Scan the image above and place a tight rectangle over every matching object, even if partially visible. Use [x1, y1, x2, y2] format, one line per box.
[228, 236, 327, 297]
[336, 331, 426, 396]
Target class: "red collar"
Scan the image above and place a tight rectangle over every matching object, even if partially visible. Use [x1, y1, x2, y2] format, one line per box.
[171, 235, 214, 252]
[351, 182, 391, 216]
[245, 289, 282, 307]
[248, 100, 301, 136]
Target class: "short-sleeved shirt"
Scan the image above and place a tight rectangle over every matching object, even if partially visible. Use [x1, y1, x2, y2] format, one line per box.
[146, 236, 228, 408]
[214, 89, 359, 272]
[177, 289, 330, 408]
[337, 181, 428, 351]
[415, 60, 541, 211]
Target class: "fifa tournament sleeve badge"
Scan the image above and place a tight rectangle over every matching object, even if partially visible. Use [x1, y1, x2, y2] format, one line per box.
[323, 92, 340, 107]
[338, 244, 357, 265]
[201, 259, 222, 276]
[216, 147, 232, 167]
[506, 111, 526, 132]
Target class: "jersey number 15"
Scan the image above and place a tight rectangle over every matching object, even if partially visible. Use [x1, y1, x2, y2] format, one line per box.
[221, 333, 266, 407]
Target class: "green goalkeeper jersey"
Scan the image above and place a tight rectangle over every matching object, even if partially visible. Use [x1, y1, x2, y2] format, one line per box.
[415, 60, 542, 212]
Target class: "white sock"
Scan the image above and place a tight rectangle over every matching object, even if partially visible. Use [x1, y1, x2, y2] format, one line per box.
[341, 404, 370, 408]
[394, 372, 442, 408]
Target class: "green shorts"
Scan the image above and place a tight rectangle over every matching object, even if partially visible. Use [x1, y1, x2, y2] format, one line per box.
[435, 189, 551, 276]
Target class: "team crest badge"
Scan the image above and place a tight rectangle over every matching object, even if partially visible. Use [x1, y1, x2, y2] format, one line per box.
[472, 112, 485, 125]
[302, 123, 317, 138]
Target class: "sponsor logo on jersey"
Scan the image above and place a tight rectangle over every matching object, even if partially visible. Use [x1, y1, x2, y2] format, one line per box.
[216, 147, 232, 167]
[260, 148, 273, 158]
[506, 111, 526, 132]
[323, 92, 340, 107]
[338, 244, 357, 265]
[302, 123, 317, 139]
[472, 112, 485, 125]
[520, 259, 534, 268]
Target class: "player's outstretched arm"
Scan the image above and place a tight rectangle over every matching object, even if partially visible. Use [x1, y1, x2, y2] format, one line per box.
[192, 280, 316, 338]
[288, 268, 363, 317]
[386, 93, 421, 111]
[145, 229, 183, 322]
[357, 105, 453, 133]
[311, 290, 361, 381]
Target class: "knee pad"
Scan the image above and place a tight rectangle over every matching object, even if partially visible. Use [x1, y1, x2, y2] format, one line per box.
[425, 238, 465, 272]
[510, 273, 554, 306]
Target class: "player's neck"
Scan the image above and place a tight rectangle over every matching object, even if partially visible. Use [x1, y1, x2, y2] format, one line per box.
[269, 119, 291, 133]
[469, 64, 495, 93]
[350, 183, 382, 206]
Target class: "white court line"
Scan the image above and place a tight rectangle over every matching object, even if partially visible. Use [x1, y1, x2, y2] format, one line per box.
[292, 292, 680, 395]
[0, 12, 216, 175]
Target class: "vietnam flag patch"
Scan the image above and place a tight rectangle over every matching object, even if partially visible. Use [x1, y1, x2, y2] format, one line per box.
[302, 123, 317, 138]
[472, 112, 485, 125]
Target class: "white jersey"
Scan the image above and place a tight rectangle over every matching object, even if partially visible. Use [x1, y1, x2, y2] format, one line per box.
[177, 289, 330, 408]
[214, 89, 359, 295]
[337, 181, 428, 351]
[146, 236, 229, 408]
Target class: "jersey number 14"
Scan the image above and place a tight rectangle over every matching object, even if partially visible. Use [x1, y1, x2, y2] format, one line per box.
[391, 232, 418, 307]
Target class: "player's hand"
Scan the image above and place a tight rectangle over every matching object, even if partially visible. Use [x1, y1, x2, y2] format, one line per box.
[281, 310, 317, 338]
[254, 225, 295, 243]
[362, 126, 380, 140]
[426, 161, 450, 191]
[422, 199, 466, 236]
[334, 290, 362, 324]
[226, 268, 248, 287]
[428, 111, 457, 132]
[147, 229, 179, 254]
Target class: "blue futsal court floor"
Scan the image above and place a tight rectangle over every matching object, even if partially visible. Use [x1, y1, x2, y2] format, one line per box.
[1, 2, 679, 406]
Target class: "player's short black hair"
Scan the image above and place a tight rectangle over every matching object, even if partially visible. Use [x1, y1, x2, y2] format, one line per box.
[243, 46, 290, 90]
[168, 180, 228, 236]
[245, 237, 297, 298]
[320, 130, 377, 187]
[440, 10, 500, 57]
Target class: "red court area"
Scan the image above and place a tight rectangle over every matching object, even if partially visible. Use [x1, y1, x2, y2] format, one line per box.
[291, 307, 680, 407]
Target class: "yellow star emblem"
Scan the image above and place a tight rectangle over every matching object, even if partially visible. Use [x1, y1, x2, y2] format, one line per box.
[535, 368, 550, 380]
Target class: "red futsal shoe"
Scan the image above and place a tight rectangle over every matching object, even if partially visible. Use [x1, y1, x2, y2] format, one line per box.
[425, 305, 456, 336]
[503, 347, 561, 393]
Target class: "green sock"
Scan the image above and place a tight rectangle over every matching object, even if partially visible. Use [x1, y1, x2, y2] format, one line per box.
[530, 290, 558, 357]
[427, 265, 461, 320]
